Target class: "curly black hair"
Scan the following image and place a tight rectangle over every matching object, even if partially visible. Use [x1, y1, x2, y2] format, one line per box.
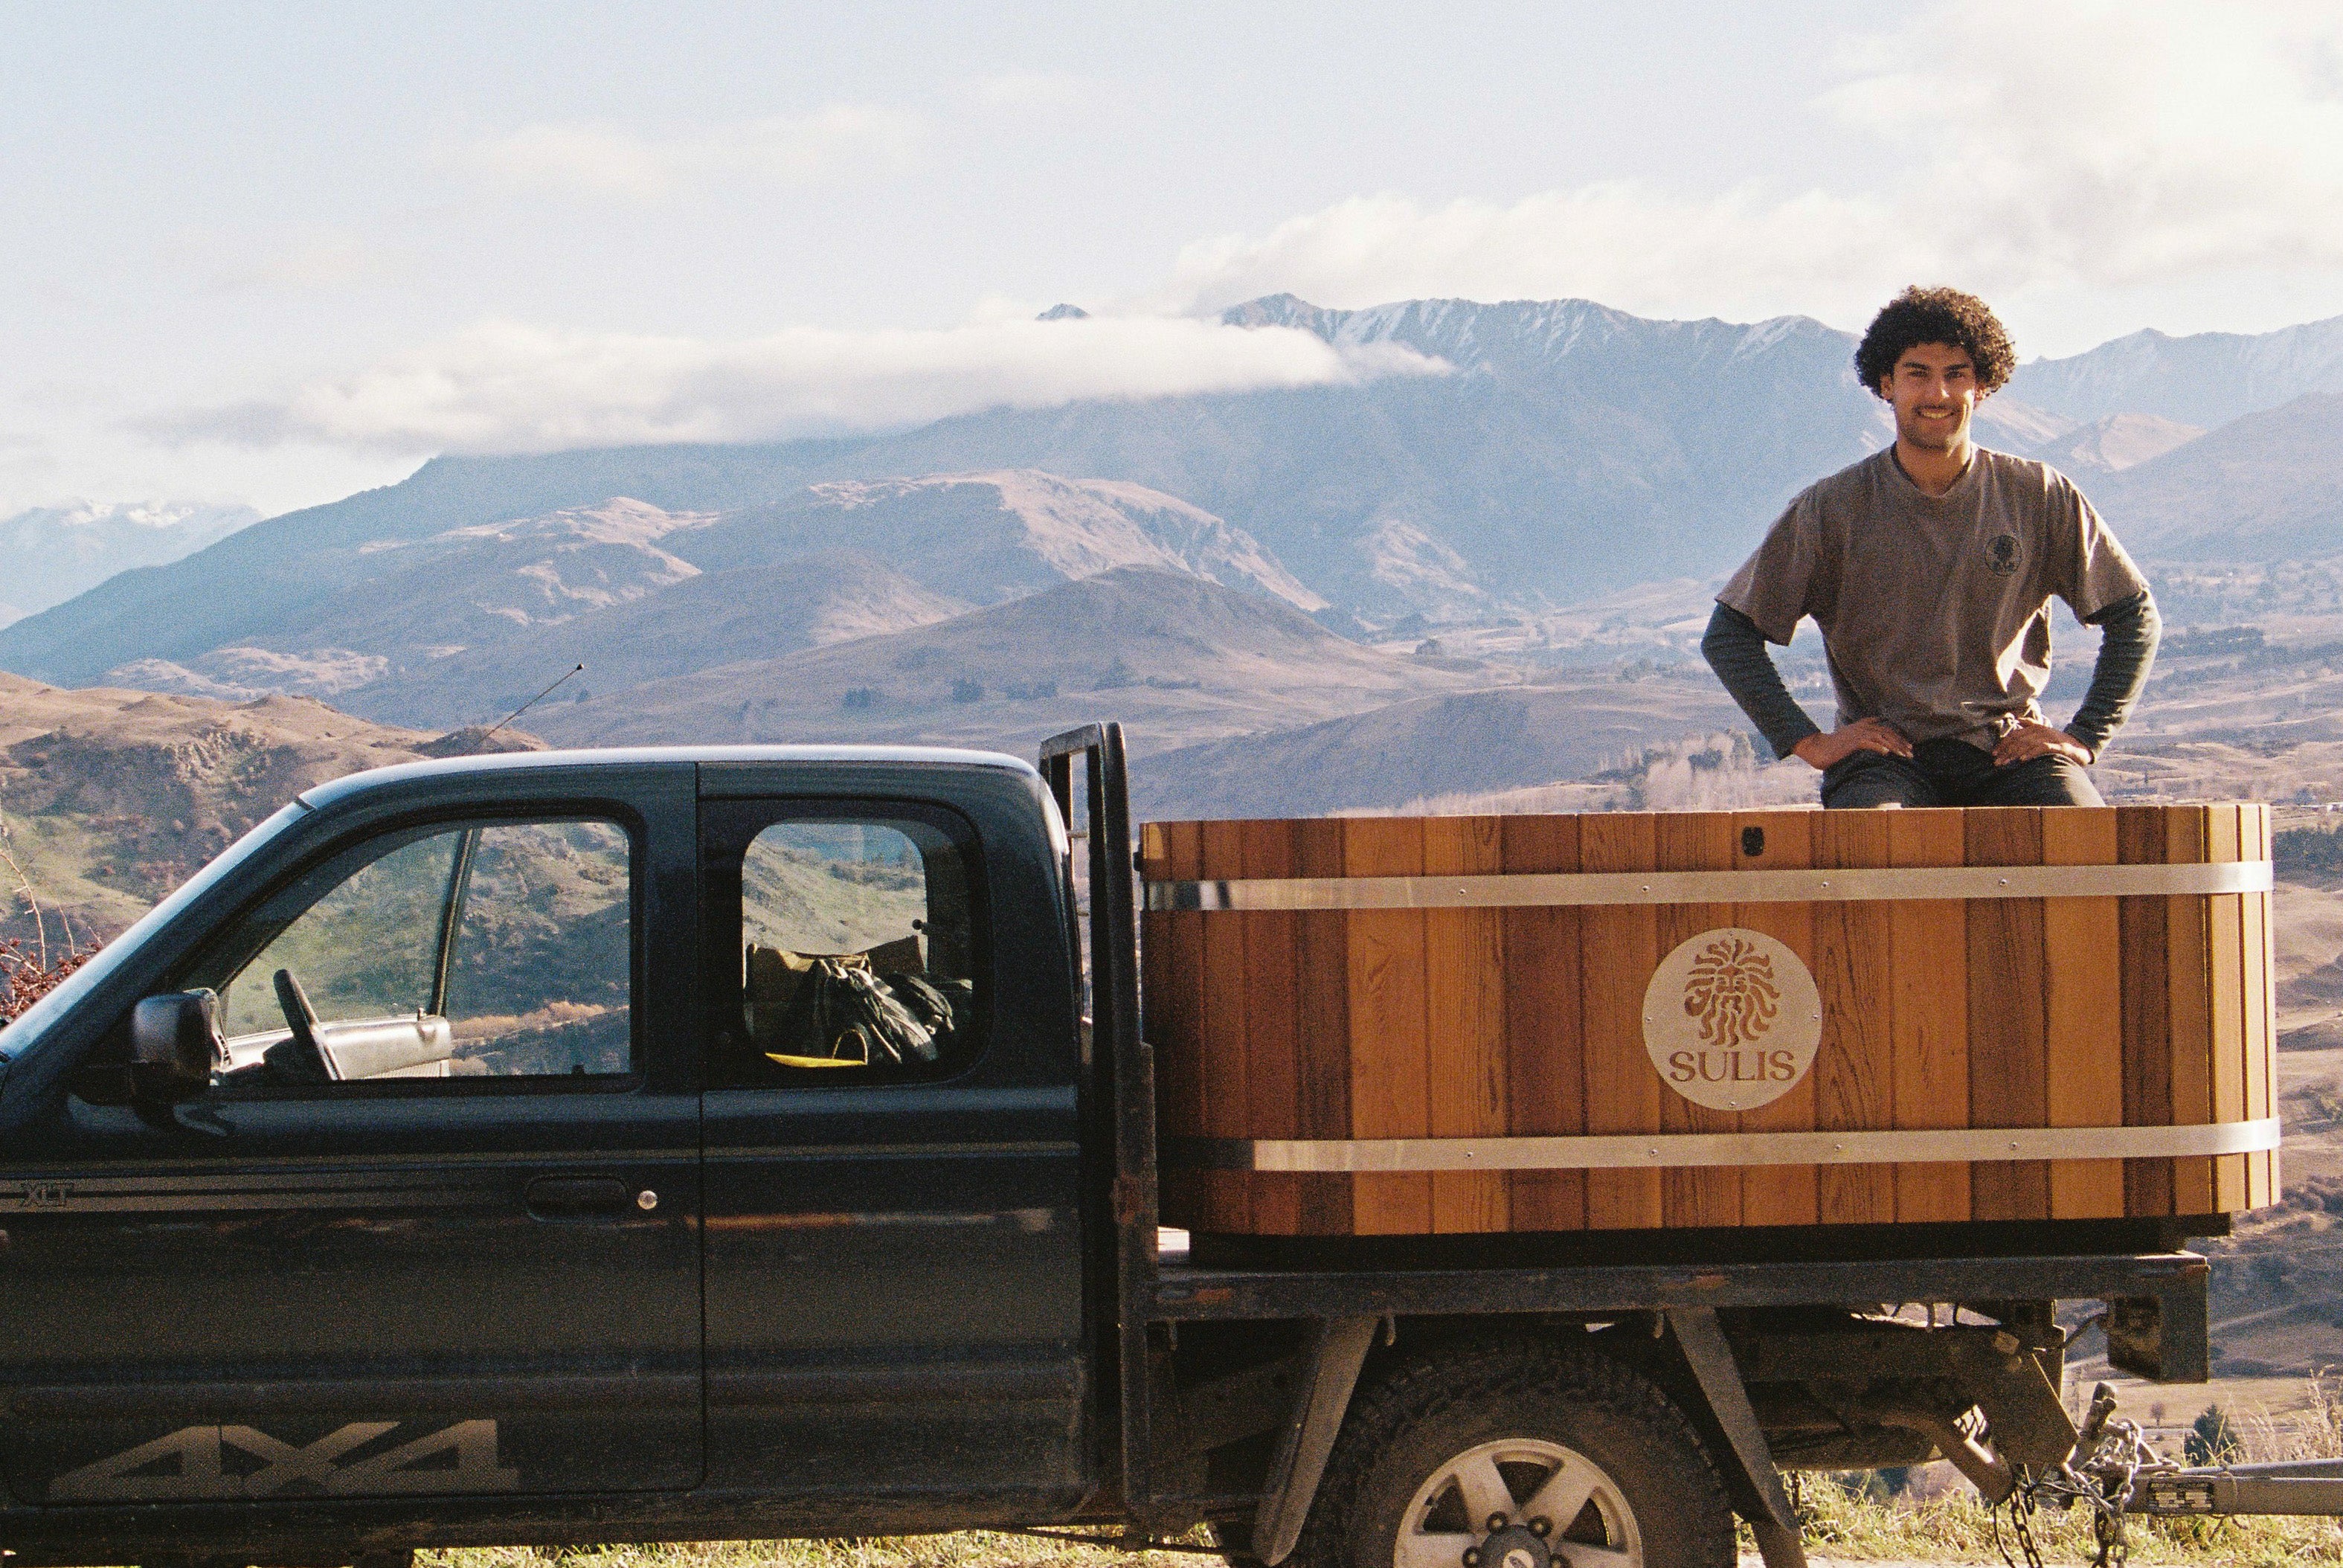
[1854, 286, 2017, 398]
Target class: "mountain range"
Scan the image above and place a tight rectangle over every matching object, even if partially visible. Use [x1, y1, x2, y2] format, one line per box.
[0, 501, 257, 627]
[2004, 314, 2343, 427]
[11, 296, 2336, 658]
[63, 476, 1323, 727]
[1, 291, 2339, 811]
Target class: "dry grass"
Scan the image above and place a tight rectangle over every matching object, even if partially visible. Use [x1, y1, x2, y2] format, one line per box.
[410, 1388, 2343, 1568]
[1775, 1475, 2343, 1565]
[1756, 1372, 2343, 1563]
[429, 1535, 1206, 1568]
[410, 1505, 2343, 1568]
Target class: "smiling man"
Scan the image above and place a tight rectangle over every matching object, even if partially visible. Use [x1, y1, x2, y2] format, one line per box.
[1701, 286, 2161, 808]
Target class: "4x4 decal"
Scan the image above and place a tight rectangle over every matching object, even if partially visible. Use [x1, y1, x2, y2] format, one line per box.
[49, 1418, 518, 1501]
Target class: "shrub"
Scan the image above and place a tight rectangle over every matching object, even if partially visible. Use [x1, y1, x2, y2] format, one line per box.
[2187, 1404, 2241, 1465]
[841, 687, 878, 710]
[1, 939, 98, 1025]
[2277, 827, 2343, 875]
[950, 678, 984, 704]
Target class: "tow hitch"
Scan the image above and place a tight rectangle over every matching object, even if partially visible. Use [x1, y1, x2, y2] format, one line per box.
[2008, 1381, 2343, 1567]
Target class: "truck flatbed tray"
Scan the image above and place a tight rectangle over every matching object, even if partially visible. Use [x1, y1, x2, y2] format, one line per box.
[1150, 1250, 2211, 1325]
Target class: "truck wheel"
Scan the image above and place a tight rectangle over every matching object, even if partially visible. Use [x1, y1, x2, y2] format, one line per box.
[1297, 1337, 1734, 1568]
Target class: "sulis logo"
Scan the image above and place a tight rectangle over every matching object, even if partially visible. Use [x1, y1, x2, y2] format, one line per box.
[1642, 927, 1822, 1111]
[1683, 934, 1781, 1049]
[48, 1418, 517, 1501]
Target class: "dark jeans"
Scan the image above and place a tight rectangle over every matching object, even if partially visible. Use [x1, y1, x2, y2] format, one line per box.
[1821, 736, 2104, 809]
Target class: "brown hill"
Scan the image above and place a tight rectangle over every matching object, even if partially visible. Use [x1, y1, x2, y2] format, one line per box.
[0, 673, 490, 945]
[678, 469, 1322, 609]
[343, 550, 968, 728]
[531, 565, 1479, 759]
[2031, 412, 2203, 474]
[105, 497, 711, 702]
[2098, 393, 2343, 559]
[1128, 676, 1761, 817]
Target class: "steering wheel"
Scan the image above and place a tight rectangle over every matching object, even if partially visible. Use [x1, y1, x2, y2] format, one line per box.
[266, 968, 335, 1083]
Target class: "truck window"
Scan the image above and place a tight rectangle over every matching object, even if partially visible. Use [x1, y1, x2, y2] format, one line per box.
[219, 831, 457, 1040]
[728, 815, 979, 1082]
[205, 817, 634, 1085]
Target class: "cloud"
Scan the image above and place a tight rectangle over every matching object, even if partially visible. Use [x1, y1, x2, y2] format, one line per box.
[139, 1, 2343, 466]
[1157, 186, 1917, 325]
[1154, 0, 2343, 324]
[139, 315, 1447, 455]
[0, 432, 60, 515]
[197, 233, 401, 296]
[457, 105, 923, 199]
[965, 71, 1098, 112]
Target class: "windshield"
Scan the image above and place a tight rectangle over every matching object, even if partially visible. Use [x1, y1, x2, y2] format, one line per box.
[0, 801, 312, 1059]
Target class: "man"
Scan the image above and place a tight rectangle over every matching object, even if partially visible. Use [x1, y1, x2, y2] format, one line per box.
[1702, 286, 2159, 808]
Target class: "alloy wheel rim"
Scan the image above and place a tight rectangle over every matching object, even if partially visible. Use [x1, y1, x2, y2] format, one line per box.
[1395, 1436, 1641, 1568]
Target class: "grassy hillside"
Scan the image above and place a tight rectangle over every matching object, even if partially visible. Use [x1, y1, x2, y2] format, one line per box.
[0, 672, 524, 954]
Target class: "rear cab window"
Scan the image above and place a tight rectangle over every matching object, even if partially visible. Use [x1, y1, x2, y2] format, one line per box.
[708, 806, 984, 1085]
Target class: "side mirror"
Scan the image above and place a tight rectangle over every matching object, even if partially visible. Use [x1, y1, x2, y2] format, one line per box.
[129, 989, 223, 1103]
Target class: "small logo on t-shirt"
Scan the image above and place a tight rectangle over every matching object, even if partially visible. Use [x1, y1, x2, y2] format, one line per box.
[1986, 533, 2022, 575]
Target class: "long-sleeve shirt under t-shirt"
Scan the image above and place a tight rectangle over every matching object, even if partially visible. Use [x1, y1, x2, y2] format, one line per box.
[1714, 446, 2152, 754]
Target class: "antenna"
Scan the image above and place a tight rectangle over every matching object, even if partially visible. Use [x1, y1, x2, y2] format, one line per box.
[464, 663, 585, 756]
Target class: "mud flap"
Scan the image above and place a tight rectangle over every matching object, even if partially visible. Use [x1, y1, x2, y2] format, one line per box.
[1668, 1308, 1807, 1568]
[1250, 1317, 1379, 1567]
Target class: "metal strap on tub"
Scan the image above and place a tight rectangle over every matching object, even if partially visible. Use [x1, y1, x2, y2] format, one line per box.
[1163, 1118, 2283, 1173]
[1143, 860, 2273, 913]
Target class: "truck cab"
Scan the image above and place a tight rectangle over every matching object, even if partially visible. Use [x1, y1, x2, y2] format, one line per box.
[0, 748, 1100, 1552]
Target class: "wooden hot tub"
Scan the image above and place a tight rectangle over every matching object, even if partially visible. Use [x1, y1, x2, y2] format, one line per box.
[1139, 805, 2278, 1238]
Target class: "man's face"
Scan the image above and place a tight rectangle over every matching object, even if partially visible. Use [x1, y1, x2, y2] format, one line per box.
[1881, 342, 1982, 452]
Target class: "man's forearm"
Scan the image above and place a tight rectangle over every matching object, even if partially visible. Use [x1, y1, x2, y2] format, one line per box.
[1702, 603, 1822, 759]
[2066, 591, 2160, 758]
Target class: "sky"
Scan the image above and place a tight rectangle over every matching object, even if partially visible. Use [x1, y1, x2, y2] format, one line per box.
[7, 0, 2343, 519]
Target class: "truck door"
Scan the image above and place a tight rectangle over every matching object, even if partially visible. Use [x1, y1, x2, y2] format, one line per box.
[0, 778, 703, 1506]
[696, 772, 1089, 1517]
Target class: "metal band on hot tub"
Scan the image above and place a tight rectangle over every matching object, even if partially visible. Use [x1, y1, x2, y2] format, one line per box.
[1143, 859, 2273, 912]
[1163, 1117, 2283, 1173]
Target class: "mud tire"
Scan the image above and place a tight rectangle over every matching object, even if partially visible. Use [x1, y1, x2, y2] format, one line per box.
[1291, 1336, 1735, 1568]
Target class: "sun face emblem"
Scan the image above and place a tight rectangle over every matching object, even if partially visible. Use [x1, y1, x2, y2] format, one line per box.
[1682, 934, 1781, 1049]
[1643, 927, 1822, 1111]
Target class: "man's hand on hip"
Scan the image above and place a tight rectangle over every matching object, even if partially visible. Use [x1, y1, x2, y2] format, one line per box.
[1791, 718, 1914, 771]
[1993, 720, 2092, 768]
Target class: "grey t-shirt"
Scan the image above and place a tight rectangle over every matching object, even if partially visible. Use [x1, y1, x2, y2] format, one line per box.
[1717, 447, 2149, 750]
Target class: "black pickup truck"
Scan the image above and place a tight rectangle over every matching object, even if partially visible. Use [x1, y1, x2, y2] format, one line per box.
[0, 725, 2213, 1568]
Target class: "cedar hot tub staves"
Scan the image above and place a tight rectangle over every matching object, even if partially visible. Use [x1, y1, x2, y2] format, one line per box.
[1137, 804, 2280, 1238]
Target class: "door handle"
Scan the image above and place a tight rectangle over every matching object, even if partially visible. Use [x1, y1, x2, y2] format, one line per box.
[525, 1175, 631, 1220]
